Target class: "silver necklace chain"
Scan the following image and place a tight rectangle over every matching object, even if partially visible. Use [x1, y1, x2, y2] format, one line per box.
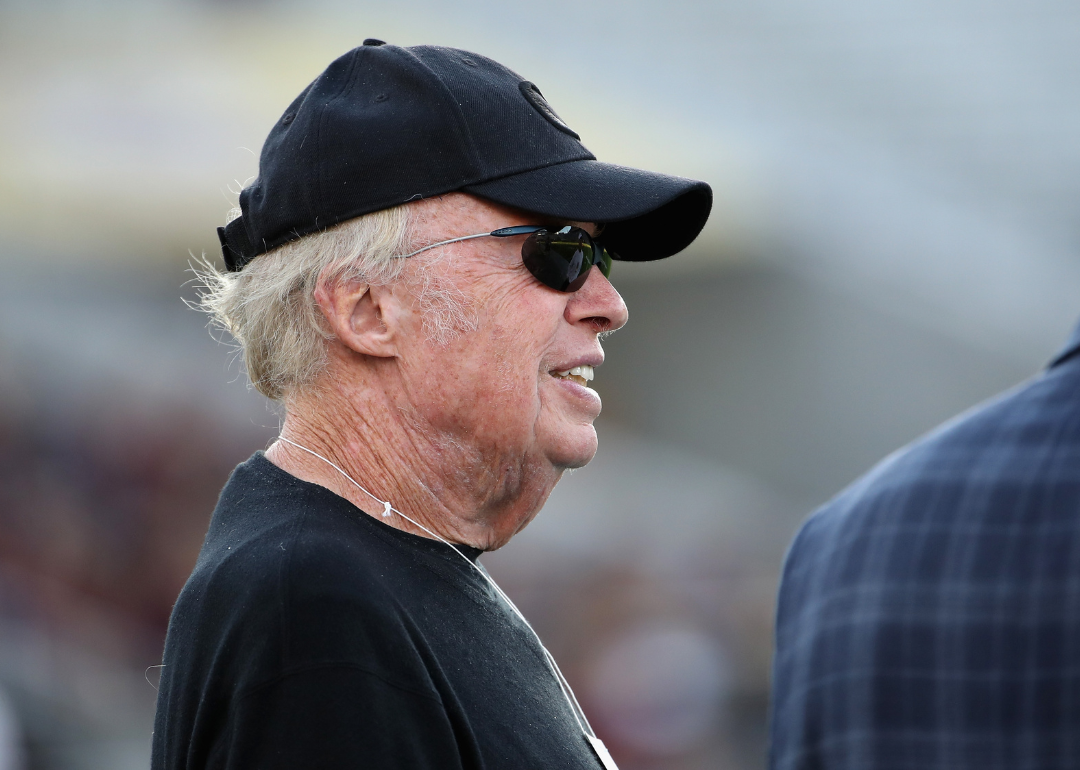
[274, 436, 600, 739]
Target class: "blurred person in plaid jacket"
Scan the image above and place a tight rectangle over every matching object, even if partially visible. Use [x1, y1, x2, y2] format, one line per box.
[769, 322, 1080, 769]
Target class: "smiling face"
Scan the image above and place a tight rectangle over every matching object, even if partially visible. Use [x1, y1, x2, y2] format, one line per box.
[390, 194, 628, 509]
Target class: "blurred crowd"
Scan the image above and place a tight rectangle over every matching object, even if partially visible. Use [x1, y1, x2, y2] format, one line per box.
[0, 384, 271, 767]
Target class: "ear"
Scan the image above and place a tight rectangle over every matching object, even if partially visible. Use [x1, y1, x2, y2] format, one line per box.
[314, 276, 401, 359]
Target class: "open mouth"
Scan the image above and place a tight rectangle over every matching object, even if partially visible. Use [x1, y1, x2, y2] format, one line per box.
[552, 365, 595, 388]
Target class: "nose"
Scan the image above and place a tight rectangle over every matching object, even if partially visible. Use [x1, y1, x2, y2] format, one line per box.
[565, 266, 628, 334]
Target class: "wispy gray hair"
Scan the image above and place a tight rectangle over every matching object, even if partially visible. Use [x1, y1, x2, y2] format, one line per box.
[194, 204, 474, 402]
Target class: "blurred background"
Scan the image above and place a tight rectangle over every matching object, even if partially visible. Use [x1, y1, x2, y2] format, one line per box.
[1, 0, 1079, 767]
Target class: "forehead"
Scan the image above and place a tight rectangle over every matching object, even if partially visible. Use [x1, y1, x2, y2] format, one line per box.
[411, 193, 597, 237]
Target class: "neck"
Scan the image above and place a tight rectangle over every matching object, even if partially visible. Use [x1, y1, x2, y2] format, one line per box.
[264, 372, 557, 551]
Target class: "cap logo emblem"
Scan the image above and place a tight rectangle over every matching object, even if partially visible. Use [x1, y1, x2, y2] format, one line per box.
[519, 81, 580, 140]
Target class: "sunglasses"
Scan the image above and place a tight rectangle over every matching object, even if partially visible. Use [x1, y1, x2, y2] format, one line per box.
[395, 225, 615, 292]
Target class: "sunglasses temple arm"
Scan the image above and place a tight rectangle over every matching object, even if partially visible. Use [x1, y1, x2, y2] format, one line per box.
[394, 226, 547, 259]
[489, 226, 547, 237]
[393, 233, 492, 260]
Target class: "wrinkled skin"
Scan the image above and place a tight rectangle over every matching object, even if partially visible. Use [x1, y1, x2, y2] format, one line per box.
[267, 193, 628, 550]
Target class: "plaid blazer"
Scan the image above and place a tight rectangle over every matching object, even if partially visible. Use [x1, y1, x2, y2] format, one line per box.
[770, 322, 1080, 770]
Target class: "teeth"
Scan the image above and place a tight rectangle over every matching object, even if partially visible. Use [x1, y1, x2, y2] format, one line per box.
[554, 365, 595, 386]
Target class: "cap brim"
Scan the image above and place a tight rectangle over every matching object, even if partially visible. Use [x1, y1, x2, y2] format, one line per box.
[463, 160, 712, 262]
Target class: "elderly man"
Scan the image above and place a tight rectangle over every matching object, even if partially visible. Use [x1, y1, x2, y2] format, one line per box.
[151, 40, 710, 769]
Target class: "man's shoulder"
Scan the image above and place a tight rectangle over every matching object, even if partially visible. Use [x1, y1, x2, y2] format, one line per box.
[189, 452, 390, 592]
[770, 344, 1080, 770]
[166, 454, 418, 682]
[793, 358, 1080, 561]
[878, 358, 1080, 487]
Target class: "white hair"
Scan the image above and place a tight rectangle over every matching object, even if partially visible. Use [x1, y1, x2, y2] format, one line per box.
[195, 204, 475, 402]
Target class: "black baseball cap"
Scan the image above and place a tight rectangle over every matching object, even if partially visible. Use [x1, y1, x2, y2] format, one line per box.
[218, 39, 712, 272]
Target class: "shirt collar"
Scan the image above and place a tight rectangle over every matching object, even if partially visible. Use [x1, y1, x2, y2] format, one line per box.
[1047, 317, 1080, 369]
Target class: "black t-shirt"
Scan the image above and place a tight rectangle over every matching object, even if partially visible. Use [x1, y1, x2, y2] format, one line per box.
[151, 452, 603, 769]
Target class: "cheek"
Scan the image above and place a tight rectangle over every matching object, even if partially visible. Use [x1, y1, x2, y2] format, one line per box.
[487, 323, 551, 393]
[412, 321, 551, 431]
[404, 277, 565, 433]
[475, 330, 560, 441]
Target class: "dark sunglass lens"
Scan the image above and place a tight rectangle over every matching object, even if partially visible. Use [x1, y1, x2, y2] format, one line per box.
[522, 232, 570, 291]
[565, 269, 591, 292]
[522, 229, 595, 292]
[520, 228, 614, 292]
[597, 247, 613, 278]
